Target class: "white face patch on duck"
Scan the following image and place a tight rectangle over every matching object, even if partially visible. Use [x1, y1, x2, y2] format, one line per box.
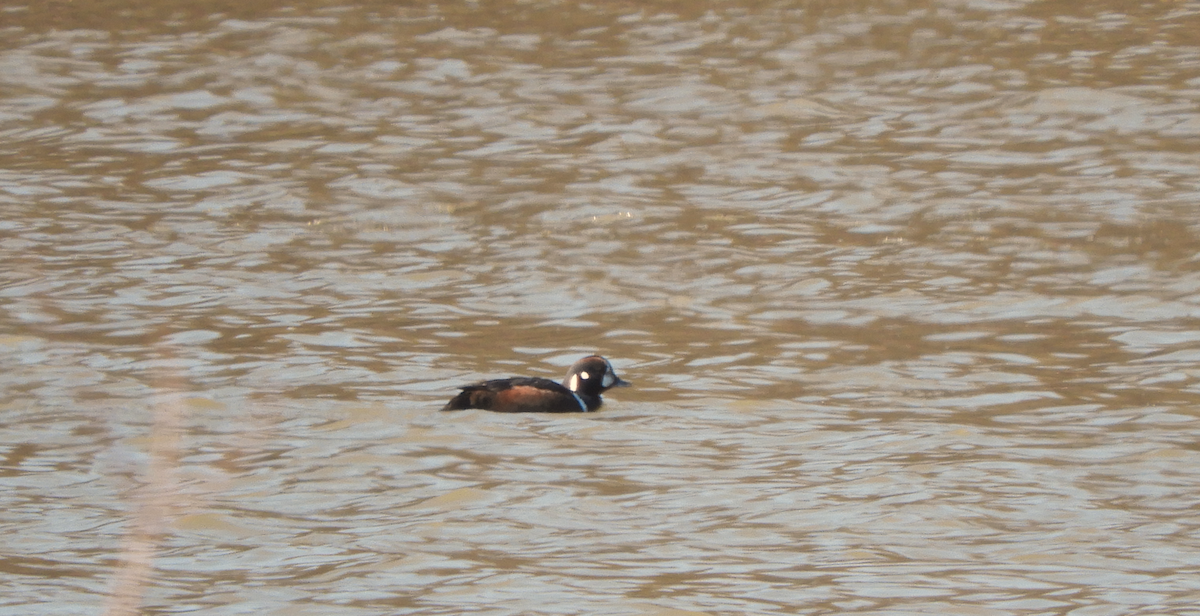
[567, 373, 580, 391]
[601, 371, 616, 388]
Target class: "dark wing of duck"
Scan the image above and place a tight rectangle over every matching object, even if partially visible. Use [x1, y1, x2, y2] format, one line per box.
[441, 377, 587, 413]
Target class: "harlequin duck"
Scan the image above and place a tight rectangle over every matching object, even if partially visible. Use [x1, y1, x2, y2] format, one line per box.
[441, 355, 630, 413]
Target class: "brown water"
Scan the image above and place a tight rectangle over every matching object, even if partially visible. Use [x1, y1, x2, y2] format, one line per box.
[4, 1, 1200, 614]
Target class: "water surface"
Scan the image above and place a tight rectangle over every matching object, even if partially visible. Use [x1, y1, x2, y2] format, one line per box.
[3, 1, 1200, 614]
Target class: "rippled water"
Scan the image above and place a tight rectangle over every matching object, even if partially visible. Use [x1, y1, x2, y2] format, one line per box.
[4, 1, 1200, 614]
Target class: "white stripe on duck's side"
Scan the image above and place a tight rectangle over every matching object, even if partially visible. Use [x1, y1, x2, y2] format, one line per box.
[570, 391, 588, 412]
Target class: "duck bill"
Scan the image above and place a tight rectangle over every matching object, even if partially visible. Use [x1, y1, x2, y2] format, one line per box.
[613, 377, 632, 388]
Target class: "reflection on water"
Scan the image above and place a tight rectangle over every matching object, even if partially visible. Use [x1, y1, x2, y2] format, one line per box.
[3, 0, 1200, 613]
